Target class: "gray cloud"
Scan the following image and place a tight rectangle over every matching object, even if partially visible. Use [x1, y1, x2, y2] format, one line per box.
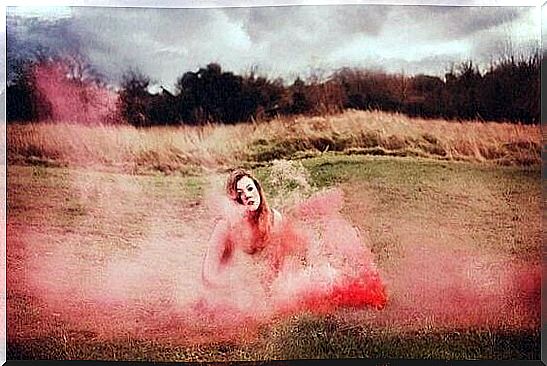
[66, 7, 256, 85]
[6, 15, 83, 84]
[237, 5, 389, 41]
[7, 16, 81, 59]
[404, 6, 524, 39]
[379, 5, 529, 51]
[6, 4, 539, 89]
[235, 5, 391, 73]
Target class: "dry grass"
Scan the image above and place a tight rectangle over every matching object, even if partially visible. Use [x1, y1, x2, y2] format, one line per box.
[7, 110, 541, 174]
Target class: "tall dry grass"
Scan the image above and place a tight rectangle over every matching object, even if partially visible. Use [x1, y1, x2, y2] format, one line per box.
[7, 110, 541, 174]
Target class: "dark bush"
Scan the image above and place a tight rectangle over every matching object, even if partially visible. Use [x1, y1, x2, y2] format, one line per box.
[117, 70, 152, 127]
[7, 60, 52, 122]
[9, 53, 539, 125]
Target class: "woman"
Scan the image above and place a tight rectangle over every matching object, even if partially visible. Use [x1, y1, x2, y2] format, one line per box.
[201, 169, 307, 288]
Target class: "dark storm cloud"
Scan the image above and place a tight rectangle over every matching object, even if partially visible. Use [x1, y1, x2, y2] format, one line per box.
[67, 5, 393, 84]
[410, 6, 524, 38]
[6, 4, 539, 89]
[65, 7, 258, 85]
[6, 14, 83, 83]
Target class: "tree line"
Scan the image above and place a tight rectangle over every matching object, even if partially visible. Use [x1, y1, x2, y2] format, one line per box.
[7, 53, 540, 125]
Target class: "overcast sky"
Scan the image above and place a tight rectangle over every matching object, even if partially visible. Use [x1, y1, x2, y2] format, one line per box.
[4, 2, 541, 91]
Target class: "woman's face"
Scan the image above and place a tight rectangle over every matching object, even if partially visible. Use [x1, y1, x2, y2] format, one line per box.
[236, 176, 261, 211]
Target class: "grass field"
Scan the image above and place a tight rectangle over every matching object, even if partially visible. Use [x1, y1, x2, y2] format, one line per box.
[7, 148, 541, 361]
[7, 110, 541, 175]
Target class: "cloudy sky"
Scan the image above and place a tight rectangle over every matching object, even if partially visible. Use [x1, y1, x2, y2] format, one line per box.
[4, 1, 541, 91]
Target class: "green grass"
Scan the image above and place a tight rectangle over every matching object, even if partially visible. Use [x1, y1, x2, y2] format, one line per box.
[7, 315, 540, 361]
[7, 154, 541, 361]
[259, 314, 540, 360]
[257, 155, 541, 265]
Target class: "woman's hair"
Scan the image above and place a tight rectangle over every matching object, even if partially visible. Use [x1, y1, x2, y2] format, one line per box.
[226, 168, 272, 247]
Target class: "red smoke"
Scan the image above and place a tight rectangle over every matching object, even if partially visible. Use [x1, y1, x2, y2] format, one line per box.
[32, 61, 119, 124]
[9, 189, 388, 343]
[7, 186, 540, 347]
[266, 190, 387, 314]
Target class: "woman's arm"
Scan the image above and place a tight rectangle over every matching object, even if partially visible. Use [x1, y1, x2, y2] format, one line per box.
[201, 219, 234, 288]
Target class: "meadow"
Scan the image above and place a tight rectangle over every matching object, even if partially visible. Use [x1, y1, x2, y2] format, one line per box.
[7, 110, 540, 174]
[6, 110, 541, 361]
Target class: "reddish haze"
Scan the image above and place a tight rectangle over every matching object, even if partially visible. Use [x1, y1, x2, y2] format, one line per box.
[380, 243, 540, 330]
[8, 187, 540, 346]
[33, 62, 119, 124]
[10, 190, 389, 343]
